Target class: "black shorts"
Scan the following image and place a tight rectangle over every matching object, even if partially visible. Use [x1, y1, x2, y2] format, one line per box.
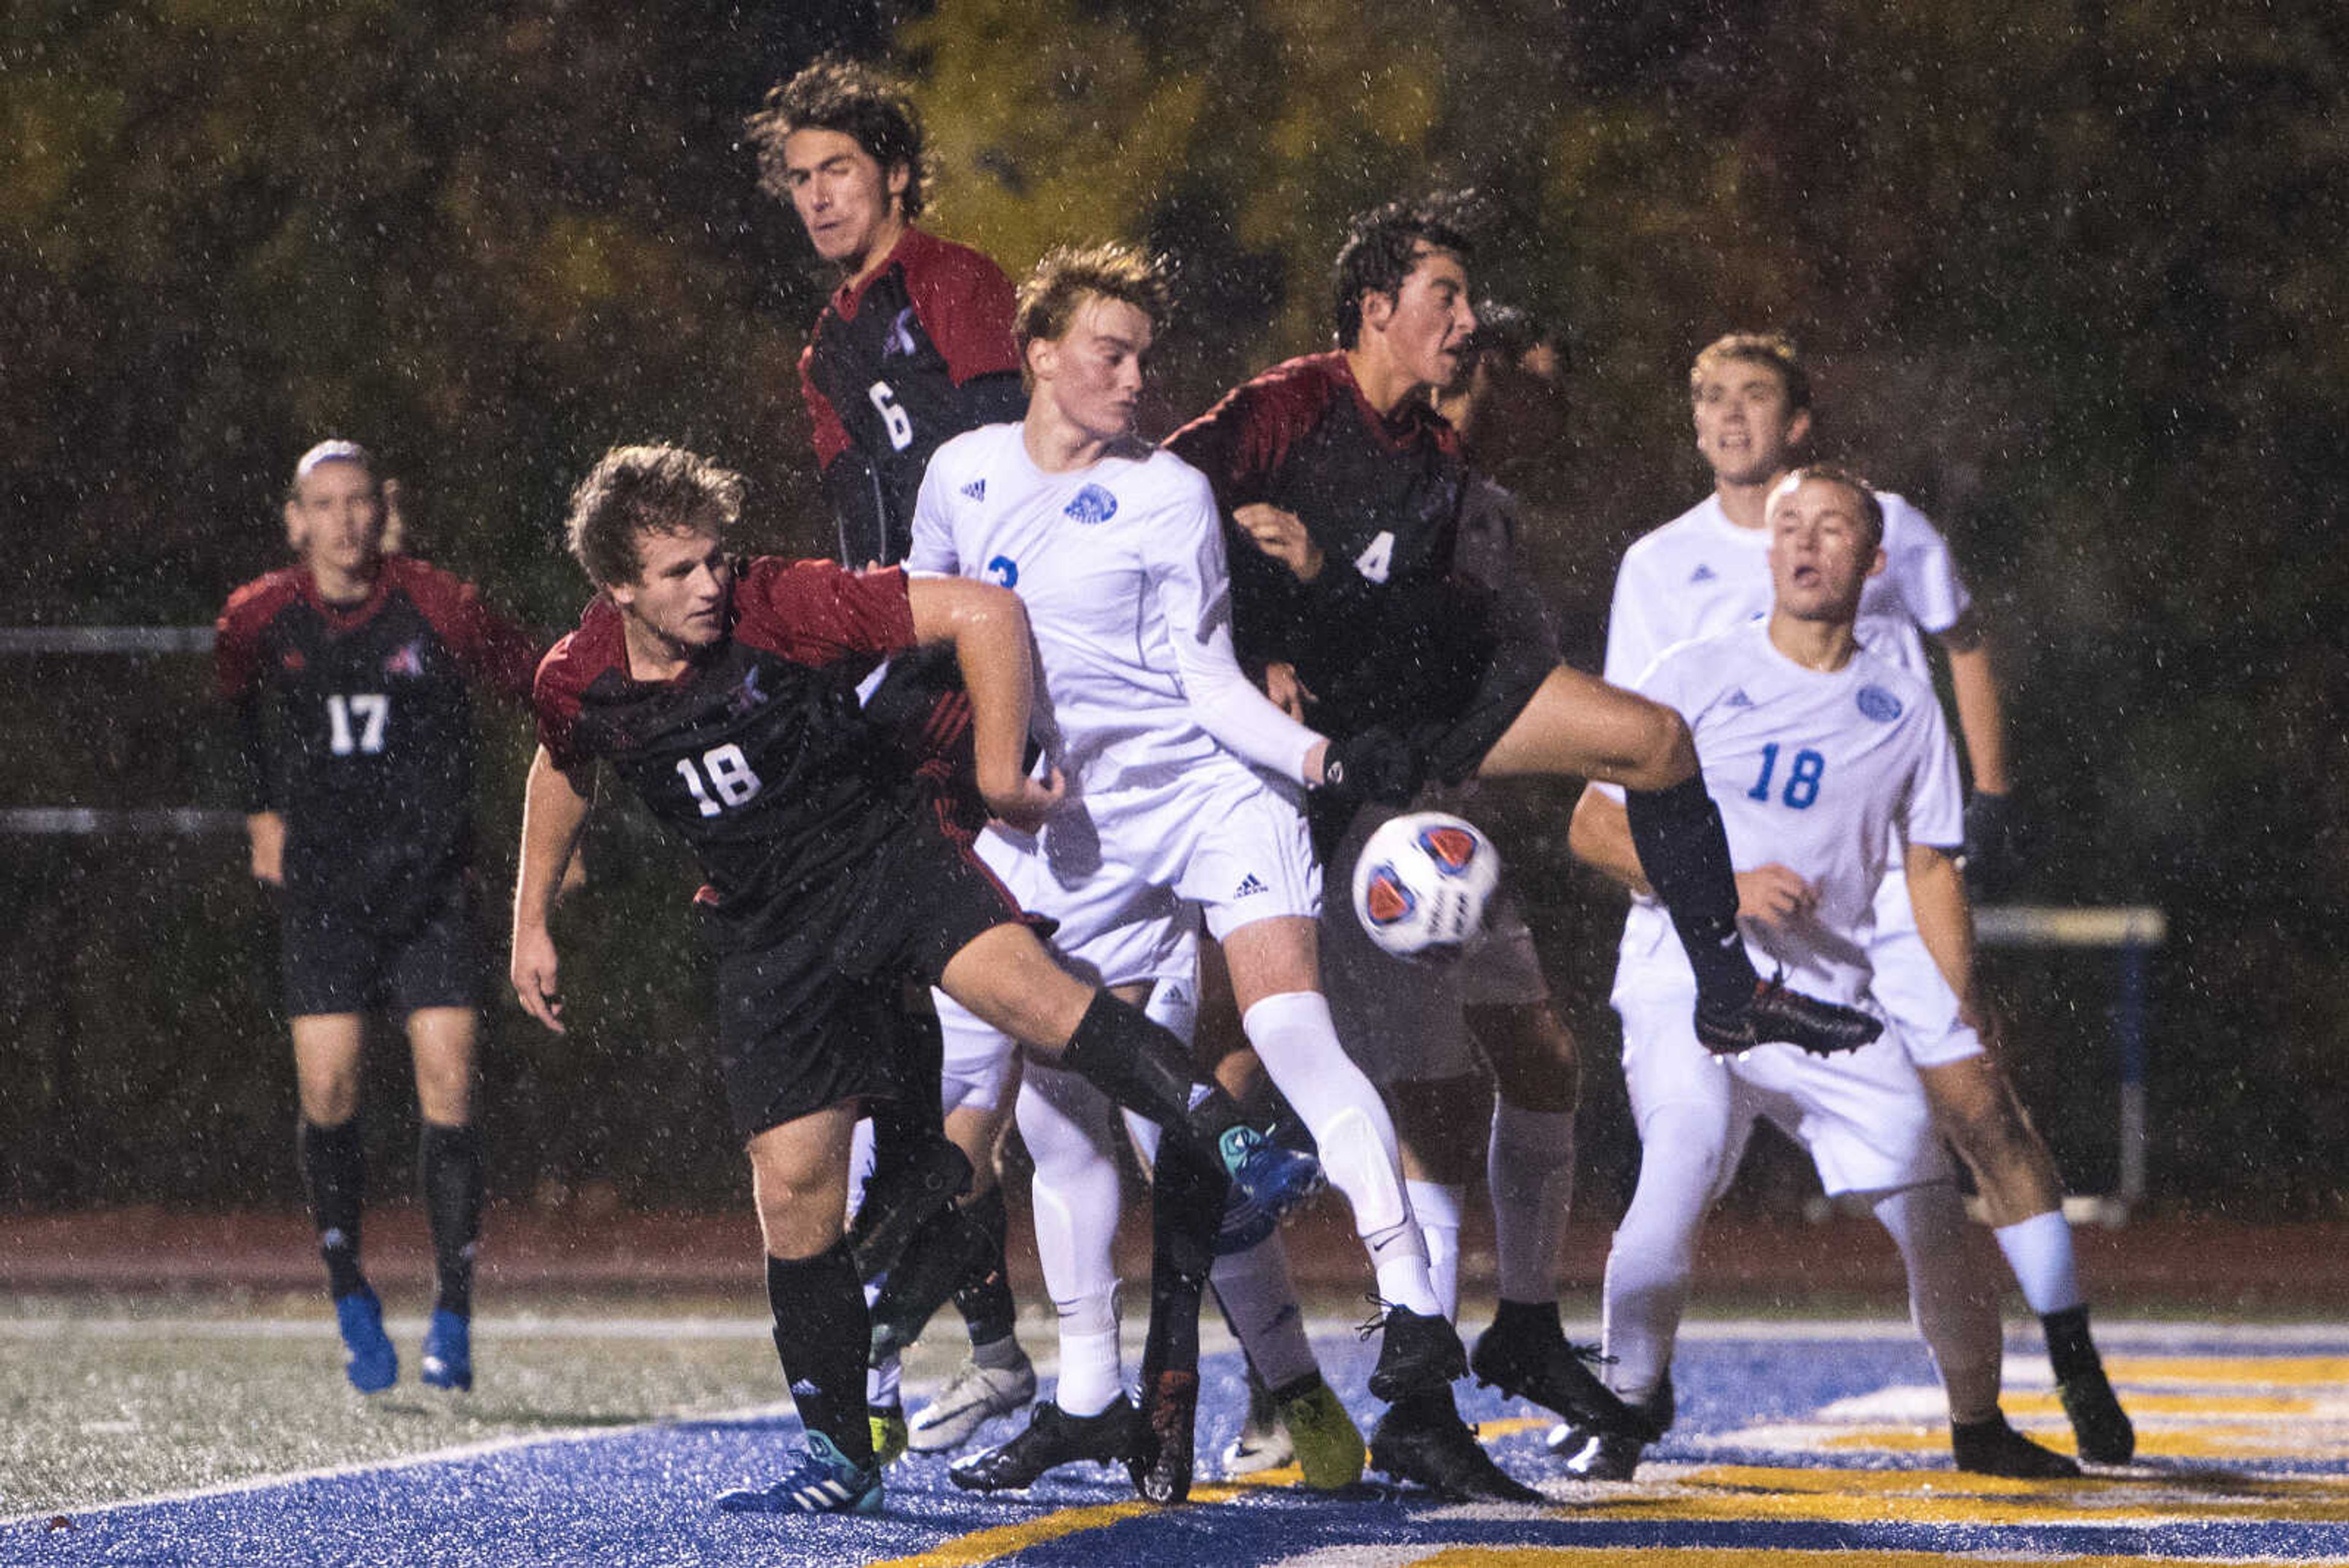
[710, 816, 1032, 1141]
[281, 877, 481, 1019]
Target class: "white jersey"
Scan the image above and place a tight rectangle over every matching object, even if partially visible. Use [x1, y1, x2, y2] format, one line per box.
[1603, 490, 1970, 689]
[908, 423, 1320, 792]
[1611, 621, 1964, 1008]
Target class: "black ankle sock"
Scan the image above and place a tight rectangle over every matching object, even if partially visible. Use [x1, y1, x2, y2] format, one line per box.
[298, 1118, 367, 1299]
[1491, 1296, 1560, 1336]
[2042, 1304, 2101, 1382]
[419, 1121, 484, 1318]
[1388, 1384, 1459, 1424]
[1625, 773, 1760, 1003]
[767, 1243, 874, 1465]
[951, 1187, 1019, 1347]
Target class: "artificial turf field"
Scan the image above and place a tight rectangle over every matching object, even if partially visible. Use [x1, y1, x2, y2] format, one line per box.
[7, 1298, 2347, 1567]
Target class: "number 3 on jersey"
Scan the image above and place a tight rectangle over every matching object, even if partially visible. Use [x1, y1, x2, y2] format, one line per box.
[677, 743, 762, 817]
[867, 382, 913, 452]
[1747, 742, 1825, 809]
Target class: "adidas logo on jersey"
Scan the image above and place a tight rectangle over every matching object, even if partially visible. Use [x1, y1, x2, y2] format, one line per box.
[1690, 563, 1718, 584]
[1233, 873, 1269, 899]
[959, 478, 986, 502]
[790, 1378, 820, 1399]
[1725, 688, 1755, 708]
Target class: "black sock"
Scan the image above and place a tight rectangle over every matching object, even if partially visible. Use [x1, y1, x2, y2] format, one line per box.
[951, 1187, 1019, 1347]
[298, 1118, 366, 1299]
[1491, 1296, 1560, 1337]
[1137, 1134, 1222, 1395]
[1388, 1383, 1461, 1425]
[767, 1244, 874, 1464]
[1625, 773, 1760, 1004]
[2042, 1304, 2102, 1383]
[1057, 990, 1243, 1157]
[419, 1121, 484, 1318]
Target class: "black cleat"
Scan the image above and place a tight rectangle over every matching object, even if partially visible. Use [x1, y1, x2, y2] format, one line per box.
[1951, 1414, 2081, 1479]
[1126, 1369, 1200, 1504]
[1365, 1304, 1469, 1403]
[1697, 971, 1882, 1057]
[846, 1133, 972, 1284]
[2058, 1365, 2136, 1465]
[1471, 1313, 1645, 1438]
[1546, 1373, 1671, 1481]
[1369, 1397, 1543, 1504]
[949, 1399, 1140, 1493]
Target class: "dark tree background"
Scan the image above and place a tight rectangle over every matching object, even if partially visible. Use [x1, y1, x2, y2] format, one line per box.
[4, 0, 2342, 1214]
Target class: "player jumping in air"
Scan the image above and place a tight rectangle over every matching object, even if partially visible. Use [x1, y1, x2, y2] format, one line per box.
[1595, 332, 2131, 1464]
[745, 54, 1036, 1460]
[1165, 196, 1883, 1485]
[1566, 465, 2085, 1481]
[217, 440, 540, 1397]
[510, 444, 1316, 1515]
[913, 243, 1526, 1504]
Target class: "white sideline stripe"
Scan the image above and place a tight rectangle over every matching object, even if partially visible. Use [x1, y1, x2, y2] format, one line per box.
[1975, 903, 2167, 946]
[0, 626, 215, 654]
[0, 1313, 2341, 1350]
[0, 807, 245, 836]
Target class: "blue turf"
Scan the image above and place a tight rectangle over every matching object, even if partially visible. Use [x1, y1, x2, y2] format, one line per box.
[16, 1328, 2347, 1566]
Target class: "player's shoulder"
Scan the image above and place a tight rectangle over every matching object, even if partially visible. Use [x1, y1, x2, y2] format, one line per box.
[1132, 440, 1215, 498]
[930, 420, 1020, 474]
[1622, 494, 1723, 567]
[381, 554, 473, 608]
[1872, 489, 1949, 552]
[897, 227, 1015, 308]
[535, 596, 625, 706]
[1842, 641, 1939, 721]
[218, 565, 308, 632]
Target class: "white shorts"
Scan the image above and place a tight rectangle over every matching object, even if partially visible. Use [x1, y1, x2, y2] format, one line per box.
[1616, 984, 1952, 1197]
[1319, 802, 1549, 1087]
[1867, 872, 1986, 1069]
[936, 761, 1308, 1104]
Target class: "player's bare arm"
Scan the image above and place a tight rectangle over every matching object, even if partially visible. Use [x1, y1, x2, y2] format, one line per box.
[1904, 840, 1981, 1020]
[1936, 611, 2012, 797]
[247, 811, 286, 886]
[905, 574, 1063, 830]
[510, 746, 593, 1033]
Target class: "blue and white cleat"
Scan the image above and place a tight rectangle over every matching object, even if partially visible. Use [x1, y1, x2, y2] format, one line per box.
[716, 1431, 885, 1515]
[420, 1308, 473, 1392]
[333, 1286, 398, 1394]
[1215, 1126, 1325, 1254]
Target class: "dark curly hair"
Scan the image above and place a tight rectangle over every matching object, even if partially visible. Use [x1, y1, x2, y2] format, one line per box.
[744, 56, 930, 221]
[1330, 192, 1478, 349]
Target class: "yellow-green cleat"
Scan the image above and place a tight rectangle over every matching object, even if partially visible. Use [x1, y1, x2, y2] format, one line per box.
[870, 1402, 909, 1467]
[1280, 1380, 1365, 1490]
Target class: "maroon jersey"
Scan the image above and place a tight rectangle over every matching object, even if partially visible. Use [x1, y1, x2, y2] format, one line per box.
[800, 226, 1023, 567]
[215, 557, 540, 924]
[1167, 351, 1494, 743]
[534, 559, 926, 947]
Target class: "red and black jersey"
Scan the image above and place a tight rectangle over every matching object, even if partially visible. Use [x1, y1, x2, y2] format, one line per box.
[799, 226, 1024, 567]
[215, 557, 540, 924]
[1166, 351, 1497, 746]
[533, 559, 926, 948]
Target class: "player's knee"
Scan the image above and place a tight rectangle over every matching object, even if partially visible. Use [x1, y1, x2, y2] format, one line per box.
[1631, 705, 1700, 789]
[1480, 1008, 1580, 1113]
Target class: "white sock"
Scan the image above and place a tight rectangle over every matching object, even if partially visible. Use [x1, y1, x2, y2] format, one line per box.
[1994, 1209, 2085, 1317]
[1243, 990, 1439, 1316]
[1054, 1289, 1124, 1418]
[1601, 1100, 1731, 1402]
[1211, 1230, 1320, 1392]
[1406, 1180, 1466, 1322]
[1488, 1101, 1575, 1305]
[1876, 1183, 2003, 1424]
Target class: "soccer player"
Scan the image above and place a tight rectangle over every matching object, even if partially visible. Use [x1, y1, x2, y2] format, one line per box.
[910, 243, 1532, 1503]
[745, 55, 1036, 1455]
[1565, 464, 2082, 1481]
[510, 443, 1314, 1515]
[1600, 332, 2131, 1463]
[216, 440, 540, 1396]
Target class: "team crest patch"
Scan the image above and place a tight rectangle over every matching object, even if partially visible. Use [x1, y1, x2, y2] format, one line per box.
[1063, 484, 1118, 525]
[883, 307, 919, 359]
[727, 664, 770, 716]
[1856, 684, 1903, 722]
[959, 478, 986, 502]
[383, 640, 425, 678]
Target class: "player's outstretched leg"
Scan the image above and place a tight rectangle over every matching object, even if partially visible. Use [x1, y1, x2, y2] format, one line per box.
[300, 1118, 396, 1393]
[1993, 1205, 2134, 1463]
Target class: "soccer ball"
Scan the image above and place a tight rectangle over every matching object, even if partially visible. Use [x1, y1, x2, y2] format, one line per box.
[1351, 811, 1502, 960]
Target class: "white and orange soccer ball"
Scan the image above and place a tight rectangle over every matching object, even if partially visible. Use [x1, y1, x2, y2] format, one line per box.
[1351, 811, 1502, 960]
